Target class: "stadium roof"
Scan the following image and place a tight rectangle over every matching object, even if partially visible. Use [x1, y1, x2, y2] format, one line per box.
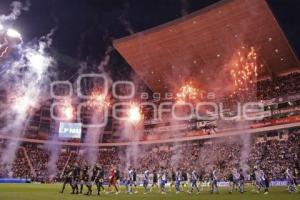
[113, 0, 300, 93]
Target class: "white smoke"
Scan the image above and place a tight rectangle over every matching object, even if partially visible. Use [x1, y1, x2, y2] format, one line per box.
[45, 134, 61, 181]
[119, 3, 134, 35]
[98, 46, 113, 71]
[0, 30, 56, 172]
[0, 1, 30, 23]
[83, 46, 113, 165]
[84, 114, 103, 166]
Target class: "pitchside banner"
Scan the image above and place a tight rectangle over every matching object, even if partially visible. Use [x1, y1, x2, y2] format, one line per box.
[59, 122, 82, 139]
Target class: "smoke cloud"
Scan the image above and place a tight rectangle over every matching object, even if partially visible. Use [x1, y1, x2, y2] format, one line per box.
[0, 29, 56, 172]
[0, 1, 30, 23]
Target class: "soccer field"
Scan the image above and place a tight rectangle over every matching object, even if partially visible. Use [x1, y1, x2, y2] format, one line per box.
[0, 184, 299, 200]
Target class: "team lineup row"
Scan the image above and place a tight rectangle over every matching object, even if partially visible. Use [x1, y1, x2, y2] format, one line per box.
[59, 163, 298, 195]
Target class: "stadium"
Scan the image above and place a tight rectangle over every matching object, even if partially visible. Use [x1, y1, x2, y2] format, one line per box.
[0, 0, 299, 199]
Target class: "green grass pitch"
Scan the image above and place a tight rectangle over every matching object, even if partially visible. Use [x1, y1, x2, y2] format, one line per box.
[0, 184, 299, 200]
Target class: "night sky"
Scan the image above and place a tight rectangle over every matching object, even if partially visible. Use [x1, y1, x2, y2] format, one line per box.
[0, 0, 299, 81]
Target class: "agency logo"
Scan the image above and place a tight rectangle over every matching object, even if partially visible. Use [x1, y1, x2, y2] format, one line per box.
[50, 73, 267, 128]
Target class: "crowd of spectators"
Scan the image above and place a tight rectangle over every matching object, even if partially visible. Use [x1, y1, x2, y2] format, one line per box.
[0, 128, 299, 182]
[0, 148, 31, 179]
[219, 72, 300, 110]
[257, 72, 300, 100]
[134, 129, 299, 180]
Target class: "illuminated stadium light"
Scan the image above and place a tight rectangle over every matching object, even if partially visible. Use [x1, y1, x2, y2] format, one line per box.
[127, 104, 141, 123]
[6, 28, 21, 38]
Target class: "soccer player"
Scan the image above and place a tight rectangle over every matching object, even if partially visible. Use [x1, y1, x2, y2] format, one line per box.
[95, 165, 105, 195]
[115, 166, 121, 192]
[186, 170, 192, 193]
[60, 165, 73, 193]
[228, 171, 234, 194]
[258, 168, 268, 194]
[126, 166, 134, 194]
[107, 164, 119, 194]
[230, 167, 240, 193]
[151, 169, 158, 191]
[79, 163, 85, 194]
[210, 167, 219, 194]
[143, 169, 150, 194]
[286, 167, 297, 193]
[254, 166, 262, 193]
[198, 170, 204, 192]
[91, 163, 99, 194]
[239, 169, 245, 193]
[82, 164, 92, 195]
[126, 167, 133, 194]
[170, 168, 176, 192]
[175, 168, 182, 193]
[159, 167, 167, 194]
[132, 168, 138, 193]
[250, 168, 256, 192]
[294, 168, 299, 187]
[72, 163, 81, 194]
[190, 168, 200, 194]
[264, 172, 270, 195]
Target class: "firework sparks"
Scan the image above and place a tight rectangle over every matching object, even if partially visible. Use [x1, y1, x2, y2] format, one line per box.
[0, 25, 22, 58]
[59, 99, 74, 120]
[176, 82, 199, 103]
[229, 46, 263, 93]
[127, 103, 142, 123]
[6, 28, 21, 38]
[87, 90, 111, 108]
[9, 92, 34, 116]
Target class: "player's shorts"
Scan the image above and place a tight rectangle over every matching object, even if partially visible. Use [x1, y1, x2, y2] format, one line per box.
[287, 178, 295, 185]
[72, 179, 79, 186]
[260, 180, 266, 188]
[212, 180, 217, 185]
[160, 180, 166, 187]
[85, 181, 92, 186]
[109, 178, 117, 185]
[191, 180, 197, 186]
[65, 177, 72, 183]
[126, 180, 132, 186]
[176, 180, 181, 186]
[143, 180, 149, 186]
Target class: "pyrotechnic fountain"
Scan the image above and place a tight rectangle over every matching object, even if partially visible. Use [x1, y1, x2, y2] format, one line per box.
[121, 102, 143, 170]
[0, 1, 55, 175]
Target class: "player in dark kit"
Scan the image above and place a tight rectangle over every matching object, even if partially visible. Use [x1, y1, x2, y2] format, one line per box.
[132, 168, 138, 193]
[91, 163, 99, 194]
[151, 169, 159, 191]
[239, 169, 245, 193]
[79, 164, 86, 194]
[82, 164, 92, 195]
[198, 170, 204, 191]
[60, 165, 73, 193]
[72, 163, 81, 194]
[95, 166, 105, 195]
[170, 169, 176, 192]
